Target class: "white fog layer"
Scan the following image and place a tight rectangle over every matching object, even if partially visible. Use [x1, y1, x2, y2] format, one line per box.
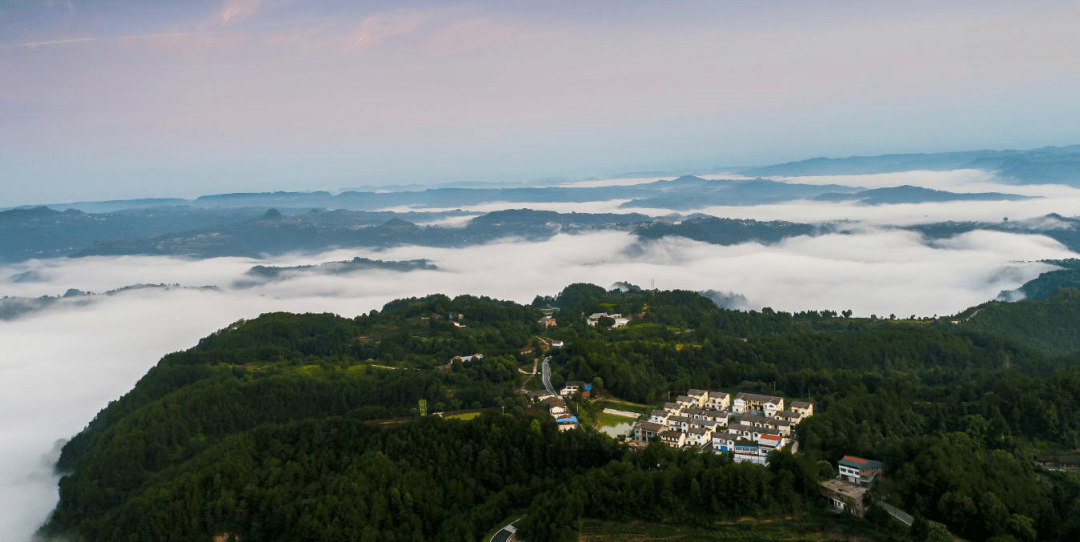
[2, 170, 1080, 539]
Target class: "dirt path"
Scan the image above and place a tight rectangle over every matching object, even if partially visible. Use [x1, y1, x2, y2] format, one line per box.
[519, 358, 539, 391]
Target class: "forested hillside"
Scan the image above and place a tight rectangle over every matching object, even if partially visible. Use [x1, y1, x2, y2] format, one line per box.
[957, 288, 1080, 355]
[39, 285, 1080, 541]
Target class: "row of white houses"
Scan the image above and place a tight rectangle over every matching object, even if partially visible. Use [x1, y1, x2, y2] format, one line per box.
[632, 389, 814, 464]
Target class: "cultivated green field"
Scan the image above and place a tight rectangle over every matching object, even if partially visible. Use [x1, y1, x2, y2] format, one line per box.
[444, 411, 481, 420]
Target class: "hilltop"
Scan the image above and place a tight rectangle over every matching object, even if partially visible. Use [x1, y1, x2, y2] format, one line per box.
[38, 284, 1080, 541]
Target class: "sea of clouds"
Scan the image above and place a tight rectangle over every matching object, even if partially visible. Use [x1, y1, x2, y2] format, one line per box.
[2, 168, 1079, 540]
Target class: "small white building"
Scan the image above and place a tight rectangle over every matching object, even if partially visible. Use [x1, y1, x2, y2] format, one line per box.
[587, 313, 630, 327]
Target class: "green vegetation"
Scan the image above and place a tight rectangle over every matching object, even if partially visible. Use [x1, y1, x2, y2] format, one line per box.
[593, 399, 652, 415]
[1011, 259, 1080, 301]
[39, 284, 1080, 541]
[595, 411, 639, 427]
[957, 288, 1080, 354]
[444, 411, 482, 421]
[578, 514, 897, 541]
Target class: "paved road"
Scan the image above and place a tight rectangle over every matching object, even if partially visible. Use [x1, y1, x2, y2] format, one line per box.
[490, 520, 518, 542]
[541, 357, 555, 393]
[877, 502, 914, 526]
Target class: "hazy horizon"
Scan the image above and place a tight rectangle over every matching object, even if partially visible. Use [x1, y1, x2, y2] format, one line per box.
[4, 1, 1080, 540]
[4, 0, 1080, 205]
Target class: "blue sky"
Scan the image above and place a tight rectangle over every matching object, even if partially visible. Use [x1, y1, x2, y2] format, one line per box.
[2, 0, 1079, 205]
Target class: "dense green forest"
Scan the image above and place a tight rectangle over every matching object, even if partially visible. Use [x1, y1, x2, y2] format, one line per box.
[39, 284, 1080, 541]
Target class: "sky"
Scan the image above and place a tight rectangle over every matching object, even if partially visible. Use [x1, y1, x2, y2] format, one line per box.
[3, 3, 1080, 538]
[2, 0, 1080, 205]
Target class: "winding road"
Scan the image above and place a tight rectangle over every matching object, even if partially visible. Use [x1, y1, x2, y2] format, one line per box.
[541, 356, 555, 393]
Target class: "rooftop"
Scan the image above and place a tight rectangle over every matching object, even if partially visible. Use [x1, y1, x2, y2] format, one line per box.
[738, 414, 792, 426]
[735, 392, 783, 404]
[636, 421, 665, 432]
[839, 456, 885, 470]
[822, 478, 868, 502]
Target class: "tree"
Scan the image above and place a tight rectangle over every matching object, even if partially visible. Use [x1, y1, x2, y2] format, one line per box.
[817, 460, 836, 480]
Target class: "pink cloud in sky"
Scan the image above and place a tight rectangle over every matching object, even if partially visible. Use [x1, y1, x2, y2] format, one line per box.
[203, 0, 262, 28]
[347, 11, 435, 51]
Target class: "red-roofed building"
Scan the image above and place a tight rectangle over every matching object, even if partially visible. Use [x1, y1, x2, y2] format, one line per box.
[838, 456, 884, 486]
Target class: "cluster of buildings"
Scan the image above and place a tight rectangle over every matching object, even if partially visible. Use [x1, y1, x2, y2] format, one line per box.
[586, 312, 630, 327]
[526, 390, 580, 431]
[559, 380, 591, 398]
[631, 390, 814, 464]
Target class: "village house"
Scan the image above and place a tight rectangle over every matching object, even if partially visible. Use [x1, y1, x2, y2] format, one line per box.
[838, 456, 884, 487]
[539, 315, 557, 328]
[560, 381, 587, 397]
[452, 353, 483, 363]
[659, 430, 686, 447]
[757, 433, 785, 454]
[712, 431, 738, 453]
[790, 400, 815, 417]
[675, 394, 697, 408]
[821, 455, 881, 516]
[821, 478, 869, 516]
[686, 389, 709, 404]
[698, 419, 725, 432]
[649, 410, 670, 424]
[556, 415, 579, 432]
[718, 410, 735, 424]
[1034, 453, 1080, 472]
[668, 415, 692, 432]
[633, 421, 665, 443]
[729, 425, 783, 442]
[705, 390, 731, 410]
[732, 392, 785, 416]
[686, 426, 711, 446]
[682, 407, 708, 420]
[737, 414, 793, 437]
[773, 410, 804, 424]
[733, 440, 766, 464]
[526, 390, 555, 402]
[586, 312, 631, 327]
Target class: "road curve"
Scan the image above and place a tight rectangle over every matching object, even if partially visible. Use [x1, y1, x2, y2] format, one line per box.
[541, 357, 555, 393]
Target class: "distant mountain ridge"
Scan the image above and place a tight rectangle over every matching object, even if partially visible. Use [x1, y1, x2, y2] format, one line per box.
[235, 257, 438, 288]
[814, 185, 1031, 205]
[741, 145, 1080, 185]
